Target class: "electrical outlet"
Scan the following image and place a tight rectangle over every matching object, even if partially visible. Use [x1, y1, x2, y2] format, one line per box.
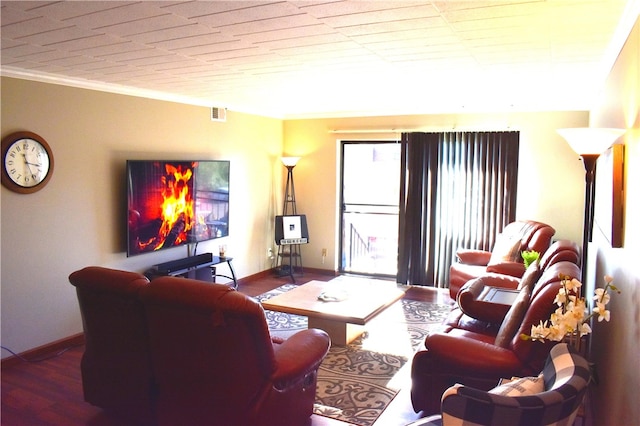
[267, 248, 274, 259]
[321, 248, 327, 256]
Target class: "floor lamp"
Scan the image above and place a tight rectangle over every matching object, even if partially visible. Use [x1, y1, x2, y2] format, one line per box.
[281, 156, 300, 215]
[557, 128, 625, 281]
[277, 156, 302, 280]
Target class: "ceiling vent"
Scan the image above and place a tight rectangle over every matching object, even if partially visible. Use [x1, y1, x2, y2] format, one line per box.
[211, 107, 227, 122]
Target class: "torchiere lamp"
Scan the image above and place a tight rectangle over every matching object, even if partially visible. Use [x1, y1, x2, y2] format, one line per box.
[277, 156, 302, 280]
[281, 156, 300, 215]
[556, 128, 625, 280]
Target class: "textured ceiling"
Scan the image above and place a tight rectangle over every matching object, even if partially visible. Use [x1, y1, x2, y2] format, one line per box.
[1, 1, 637, 118]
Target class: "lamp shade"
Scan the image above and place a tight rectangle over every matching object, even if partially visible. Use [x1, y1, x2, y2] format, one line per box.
[557, 128, 626, 155]
[281, 157, 300, 167]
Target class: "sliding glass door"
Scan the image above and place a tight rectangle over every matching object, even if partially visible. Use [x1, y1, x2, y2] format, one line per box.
[339, 141, 400, 277]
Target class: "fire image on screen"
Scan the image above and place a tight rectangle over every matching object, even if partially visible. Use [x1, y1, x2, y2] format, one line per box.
[127, 160, 229, 257]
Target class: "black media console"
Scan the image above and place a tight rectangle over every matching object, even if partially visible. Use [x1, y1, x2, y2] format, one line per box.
[146, 252, 238, 289]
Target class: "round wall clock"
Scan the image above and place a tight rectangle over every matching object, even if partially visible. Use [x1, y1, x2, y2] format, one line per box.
[1, 131, 54, 194]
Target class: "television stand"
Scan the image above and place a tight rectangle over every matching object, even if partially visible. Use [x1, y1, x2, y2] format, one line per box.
[146, 253, 238, 289]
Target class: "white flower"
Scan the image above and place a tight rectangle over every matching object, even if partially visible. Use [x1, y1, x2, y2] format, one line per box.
[530, 321, 549, 341]
[594, 288, 611, 305]
[566, 302, 586, 327]
[546, 323, 566, 341]
[566, 278, 582, 292]
[593, 302, 611, 322]
[578, 322, 592, 337]
[554, 287, 568, 305]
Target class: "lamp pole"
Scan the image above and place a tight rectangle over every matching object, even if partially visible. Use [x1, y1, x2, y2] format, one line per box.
[283, 164, 297, 215]
[578, 153, 598, 280]
[557, 128, 625, 282]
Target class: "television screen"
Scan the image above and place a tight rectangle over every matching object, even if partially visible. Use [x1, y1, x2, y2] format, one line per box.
[126, 160, 230, 257]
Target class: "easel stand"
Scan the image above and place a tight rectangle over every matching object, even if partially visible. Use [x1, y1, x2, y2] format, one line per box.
[277, 243, 303, 282]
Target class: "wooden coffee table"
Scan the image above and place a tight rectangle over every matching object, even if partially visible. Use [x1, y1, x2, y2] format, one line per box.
[261, 279, 406, 345]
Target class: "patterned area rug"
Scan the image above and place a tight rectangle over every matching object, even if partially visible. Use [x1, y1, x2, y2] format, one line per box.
[256, 281, 452, 426]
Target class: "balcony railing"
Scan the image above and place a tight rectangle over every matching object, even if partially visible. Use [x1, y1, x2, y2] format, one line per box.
[341, 204, 398, 277]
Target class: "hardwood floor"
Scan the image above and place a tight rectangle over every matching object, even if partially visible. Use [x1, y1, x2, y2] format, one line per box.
[1, 271, 453, 426]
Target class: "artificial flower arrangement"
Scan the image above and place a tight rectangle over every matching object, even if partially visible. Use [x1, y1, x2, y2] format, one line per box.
[521, 250, 540, 268]
[522, 274, 619, 346]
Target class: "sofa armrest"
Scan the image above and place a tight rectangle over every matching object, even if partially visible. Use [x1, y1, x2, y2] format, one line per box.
[271, 329, 330, 389]
[457, 275, 520, 324]
[425, 332, 523, 376]
[486, 260, 526, 277]
[459, 274, 520, 295]
[456, 249, 492, 266]
[457, 291, 512, 325]
[458, 277, 486, 299]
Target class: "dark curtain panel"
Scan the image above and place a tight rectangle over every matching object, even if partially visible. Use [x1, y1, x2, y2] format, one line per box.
[397, 131, 519, 288]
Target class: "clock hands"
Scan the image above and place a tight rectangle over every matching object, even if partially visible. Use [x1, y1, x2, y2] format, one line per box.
[21, 153, 41, 181]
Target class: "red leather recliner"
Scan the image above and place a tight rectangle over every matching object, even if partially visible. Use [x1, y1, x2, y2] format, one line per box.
[70, 267, 331, 426]
[411, 261, 581, 415]
[69, 267, 155, 425]
[448, 220, 556, 299]
[139, 276, 330, 426]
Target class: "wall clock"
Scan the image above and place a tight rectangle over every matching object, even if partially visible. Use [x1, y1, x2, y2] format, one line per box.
[1, 131, 54, 194]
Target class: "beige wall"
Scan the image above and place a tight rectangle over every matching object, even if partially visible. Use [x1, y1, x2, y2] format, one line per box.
[588, 17, 640, 426]
[284, 112, 589, 270]
[1, 78, 284, 357]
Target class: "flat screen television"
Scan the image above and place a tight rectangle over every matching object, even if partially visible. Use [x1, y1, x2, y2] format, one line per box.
[126, 160, 230, 257]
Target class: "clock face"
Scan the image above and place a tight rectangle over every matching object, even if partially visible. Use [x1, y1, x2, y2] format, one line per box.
[5, 138, 50, 186]
[1, 131, 54, 194]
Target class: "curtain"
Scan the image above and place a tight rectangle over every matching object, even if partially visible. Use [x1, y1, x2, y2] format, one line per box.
[397, 131, 519, 287]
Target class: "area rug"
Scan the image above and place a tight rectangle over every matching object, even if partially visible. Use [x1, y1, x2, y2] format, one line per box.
[255, 281, 452, 426]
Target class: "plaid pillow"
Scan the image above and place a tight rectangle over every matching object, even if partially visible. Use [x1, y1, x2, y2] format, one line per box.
[489, 375, 544, 396]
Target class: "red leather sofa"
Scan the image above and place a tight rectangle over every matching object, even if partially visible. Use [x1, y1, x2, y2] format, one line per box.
[411, 260, 581, 415]
[69, 266, 330, 426]
[455, 240, 581, 325]
[448, 220, 556, 299]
